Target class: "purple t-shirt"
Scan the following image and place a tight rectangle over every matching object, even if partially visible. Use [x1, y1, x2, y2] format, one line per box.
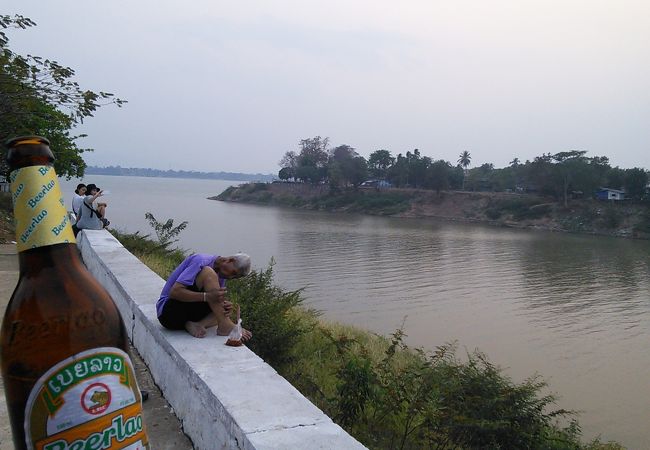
[156, 254, 225, 316]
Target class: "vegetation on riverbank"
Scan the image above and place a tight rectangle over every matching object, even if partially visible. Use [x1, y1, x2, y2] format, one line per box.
[111, 227, 623, 449]
[276, 137, 649, 208]
[215, 183, 650, 240]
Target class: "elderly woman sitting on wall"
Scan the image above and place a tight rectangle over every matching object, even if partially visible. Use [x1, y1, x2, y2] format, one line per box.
[156, 252, 253, 339]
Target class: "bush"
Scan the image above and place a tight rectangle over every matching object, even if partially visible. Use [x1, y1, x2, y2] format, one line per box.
[144, 212, 188, 247]
[321, 331, 583, 450]
[228, 262, 318, 368]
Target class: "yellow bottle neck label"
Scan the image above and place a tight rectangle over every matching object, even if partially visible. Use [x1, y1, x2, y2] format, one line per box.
[10, 165, 76, 252]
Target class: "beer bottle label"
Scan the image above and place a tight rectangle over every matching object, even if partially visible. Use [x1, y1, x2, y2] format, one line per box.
[10, 165, 76, 252]
[24, 347, 150, 450]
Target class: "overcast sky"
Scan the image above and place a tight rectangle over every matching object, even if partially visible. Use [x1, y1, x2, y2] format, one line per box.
[5, 0, 650, 174]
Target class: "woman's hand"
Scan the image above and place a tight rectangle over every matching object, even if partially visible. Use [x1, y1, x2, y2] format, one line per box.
[205, 287, 227, 304]
[222, 299, 233, 316]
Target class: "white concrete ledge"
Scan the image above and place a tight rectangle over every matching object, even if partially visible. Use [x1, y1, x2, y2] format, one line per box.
[77, 230, 366, 450]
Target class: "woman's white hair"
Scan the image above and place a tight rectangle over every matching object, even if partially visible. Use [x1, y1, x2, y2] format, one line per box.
[231, 253, 251, 277]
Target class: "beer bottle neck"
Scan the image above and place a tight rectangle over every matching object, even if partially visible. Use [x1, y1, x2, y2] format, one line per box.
[18, 243, 84, 275]
[10, 165, 76, 252]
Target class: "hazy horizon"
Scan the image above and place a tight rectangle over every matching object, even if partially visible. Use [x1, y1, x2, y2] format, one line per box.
[4, 1, 650, 173]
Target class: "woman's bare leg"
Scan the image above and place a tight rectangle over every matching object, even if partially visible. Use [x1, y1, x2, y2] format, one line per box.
[195, 267, 239, 335]
[184, 312, 218, 338]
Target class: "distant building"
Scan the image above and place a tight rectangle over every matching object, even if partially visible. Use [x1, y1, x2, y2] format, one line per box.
[360, 180, 392, 189]
[596, 188, 625, 201]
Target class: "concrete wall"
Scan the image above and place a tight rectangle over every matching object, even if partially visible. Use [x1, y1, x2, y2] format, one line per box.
[77, 230, 366, 450]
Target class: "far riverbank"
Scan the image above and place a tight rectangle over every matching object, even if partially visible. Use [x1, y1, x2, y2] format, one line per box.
[214, 182, 650, 240]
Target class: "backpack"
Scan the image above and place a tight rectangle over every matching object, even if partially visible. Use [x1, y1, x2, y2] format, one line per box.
[82, 200, 110, 228]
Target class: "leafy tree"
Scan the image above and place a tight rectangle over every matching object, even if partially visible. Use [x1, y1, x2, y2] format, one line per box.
[624, 168, 648, 200]
[295, 164, 321, 184]
[525, 153, 556, 196]
[294, 136, 329, 184]
[465, 163, 494, 191]
[278, 166, 294, 181]
[385, 149, 427, 188]
[327, 162, 344, 191]
[589, 156, 611, 184]
[552, 151, 588, 207]
[606, 167, 625, 190]
[0, 14, 125, 178]
[347, 156, 368, 188]
[279, 150, 298, 170]
[427, 160, 451, 194]
[408, 150, 430, 189]
[577, 156, 611, 197]
[448, 165, 465, 190]
[367, 149, 394, 180]
[327, 145, 368, 189]
[278, 150, 298, 181]
[387, 153, 409, 187]
[457, 150, 471, 190]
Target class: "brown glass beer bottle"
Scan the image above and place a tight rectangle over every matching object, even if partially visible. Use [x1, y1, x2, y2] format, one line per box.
[0, 137, 150, 449]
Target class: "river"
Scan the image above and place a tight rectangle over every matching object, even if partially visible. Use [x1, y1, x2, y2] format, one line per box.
[61, 175, 650, 448]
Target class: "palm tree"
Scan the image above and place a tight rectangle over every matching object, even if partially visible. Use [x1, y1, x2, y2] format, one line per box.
[457, 150, 471, 190]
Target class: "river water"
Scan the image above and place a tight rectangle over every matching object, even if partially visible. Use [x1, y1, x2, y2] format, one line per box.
[61, 175, 650, 448]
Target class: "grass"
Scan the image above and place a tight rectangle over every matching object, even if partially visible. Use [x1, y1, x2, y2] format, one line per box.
[112, 228, 625, 450]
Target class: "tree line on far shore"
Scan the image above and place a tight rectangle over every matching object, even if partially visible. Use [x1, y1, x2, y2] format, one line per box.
[278, 136, 649, 206]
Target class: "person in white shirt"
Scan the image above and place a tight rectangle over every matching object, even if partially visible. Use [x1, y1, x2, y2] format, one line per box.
[71, 183, 86, 219]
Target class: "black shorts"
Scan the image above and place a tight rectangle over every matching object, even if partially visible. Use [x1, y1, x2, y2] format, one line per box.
[158, 298, 212, 330]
